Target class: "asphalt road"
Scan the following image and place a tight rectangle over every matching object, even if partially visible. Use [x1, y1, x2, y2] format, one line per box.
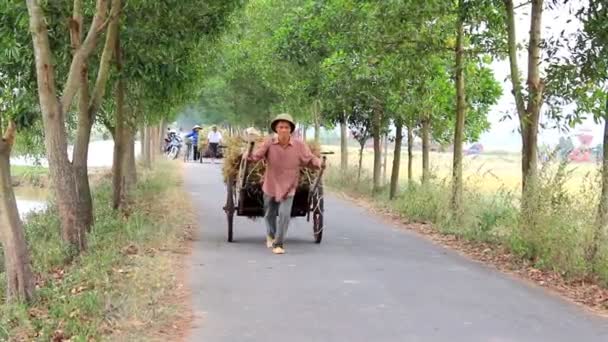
[184, 162, 608, 342]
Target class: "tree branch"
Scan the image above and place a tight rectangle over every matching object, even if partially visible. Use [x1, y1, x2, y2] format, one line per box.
[504, 0, 527, 119]
[1, 121, 17, 153]
[100, 113, 116, 136]
[60, 0, 109, 113]
[89, 0, 121, 117]
[525, 0, 544, 114]
[69, 0, 83, 49]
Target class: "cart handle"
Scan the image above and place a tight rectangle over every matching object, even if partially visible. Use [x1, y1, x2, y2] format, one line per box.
[307, 155, 328, 215]
[241, 141, 256, 189]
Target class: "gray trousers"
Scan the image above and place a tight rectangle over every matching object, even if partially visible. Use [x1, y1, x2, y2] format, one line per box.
[263, 194, 294, 248]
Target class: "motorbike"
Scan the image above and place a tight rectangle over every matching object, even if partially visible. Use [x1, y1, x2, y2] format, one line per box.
[165, 134, 183, 160]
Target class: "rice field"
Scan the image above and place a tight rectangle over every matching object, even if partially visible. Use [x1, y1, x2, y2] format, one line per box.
[321, 144, 600, 194]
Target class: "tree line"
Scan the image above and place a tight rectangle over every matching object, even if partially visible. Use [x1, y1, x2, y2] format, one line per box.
[196, 0, 608, 274]
[0, 0, 241, 303]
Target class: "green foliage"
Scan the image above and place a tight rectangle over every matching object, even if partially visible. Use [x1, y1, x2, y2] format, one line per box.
[194, 0, 502, 150]
[0, 0, 46, 156]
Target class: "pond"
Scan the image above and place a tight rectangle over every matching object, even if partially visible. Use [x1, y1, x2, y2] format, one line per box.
[15, 187, 48, 221]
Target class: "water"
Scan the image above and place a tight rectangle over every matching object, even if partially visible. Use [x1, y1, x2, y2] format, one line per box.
[16, 199, 46, 220]
[15, 187, 48, 221]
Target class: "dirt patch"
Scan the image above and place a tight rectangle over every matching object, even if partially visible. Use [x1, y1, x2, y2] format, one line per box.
[104, 164, 197, 341]
[332, 189, 608, 317]
[144, 164, 196, 342]
[148, 223, 196, 342]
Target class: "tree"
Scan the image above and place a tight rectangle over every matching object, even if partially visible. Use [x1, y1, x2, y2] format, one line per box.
[102, 0, 240, 209]
[502, 0, 545, 205]
[72, 0, 121, 228]
[450, 0, 506, 215]
[348, 105, 373, 183]
[545, 1, 608, 266]
[0, 1, 44, 302]
[0, 123, 34, 303]
[26, 0, 117, 252]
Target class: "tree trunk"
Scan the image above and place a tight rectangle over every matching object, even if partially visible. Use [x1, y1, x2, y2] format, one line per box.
[521, 0, 543, 193]
[504, 0, 543, 193]
[156, 119, 164, 154]
[390, 121, 403, 199]
[73, 65, 94, 231]
[421, 118, 430, 184]
[588, 101, 608, 265]
[154, 124, 161, 160]
[125, 125, 137, 187]
[340, 112, 348, 171]
[142, 126, 151, 168]
[382, 134, 389, 185]
[71, 0, 94, 232]
[407, 124, 413, 184]
[27, 1, 88, 252]
[302, 124, 308, 142]
[0, 123, 34, 303]
[357, 144, 364, 183]
[149, 125, 156, 163]
[112, 35, 127, 210]
[313, 100, 321, 143]
[372, 106, 382, 193]
[139, 125, 145, 158]
[451, 2, 466, 217]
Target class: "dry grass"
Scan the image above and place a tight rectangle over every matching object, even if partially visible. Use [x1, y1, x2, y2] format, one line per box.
[103, 163, 195, 341]
[222, 136, 322, 186]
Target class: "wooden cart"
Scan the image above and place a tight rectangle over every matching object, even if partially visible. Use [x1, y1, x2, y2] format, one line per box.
[222, 142, 329, 244]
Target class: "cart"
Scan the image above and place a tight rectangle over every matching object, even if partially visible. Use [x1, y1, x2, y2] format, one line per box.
[199, 143, 226, 163]
[222, 141, 330, 244]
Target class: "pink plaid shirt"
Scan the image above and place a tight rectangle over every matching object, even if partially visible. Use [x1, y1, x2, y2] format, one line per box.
[249, 136, 322, 200]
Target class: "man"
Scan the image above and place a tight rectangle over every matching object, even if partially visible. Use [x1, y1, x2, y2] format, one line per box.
[249, 113, 323, 254]
[207, 125, 223, 164]
[185, 125, 202, 161]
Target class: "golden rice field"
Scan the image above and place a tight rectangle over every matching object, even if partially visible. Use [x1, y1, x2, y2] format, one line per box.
[321, 145, 600, 194]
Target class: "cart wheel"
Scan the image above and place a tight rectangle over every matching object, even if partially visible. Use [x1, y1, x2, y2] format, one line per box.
[225, 179, 235, 242]
[312, 186, 324, 244]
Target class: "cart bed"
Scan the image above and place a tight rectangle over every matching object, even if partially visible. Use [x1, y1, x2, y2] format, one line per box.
[237, 183, 310, 217]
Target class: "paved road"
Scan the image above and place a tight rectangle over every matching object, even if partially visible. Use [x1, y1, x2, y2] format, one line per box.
[185, 162, 608, 342]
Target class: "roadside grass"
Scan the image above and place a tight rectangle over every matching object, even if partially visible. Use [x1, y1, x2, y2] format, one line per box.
[1, 160, 194, 341]
[326, 160, 608, 290]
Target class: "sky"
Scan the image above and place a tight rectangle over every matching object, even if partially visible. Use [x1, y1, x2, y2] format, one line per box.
[478, 0, 602, 152]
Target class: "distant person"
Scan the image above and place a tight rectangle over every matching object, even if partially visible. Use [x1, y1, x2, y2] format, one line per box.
[207, 125, 223, 164]
[186, 125, 202, 161]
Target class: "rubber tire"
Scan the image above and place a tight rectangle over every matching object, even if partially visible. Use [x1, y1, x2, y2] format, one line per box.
[313, 187, 324, 244]
[226, 181, 235, 242]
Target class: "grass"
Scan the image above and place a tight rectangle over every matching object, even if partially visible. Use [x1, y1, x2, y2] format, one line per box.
[325, 157, 608, 287]
[10, 165, 49, 188]
[1, 160, 194, 341]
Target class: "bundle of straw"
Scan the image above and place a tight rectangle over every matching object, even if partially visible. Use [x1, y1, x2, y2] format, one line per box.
[222, 136, 321, 189]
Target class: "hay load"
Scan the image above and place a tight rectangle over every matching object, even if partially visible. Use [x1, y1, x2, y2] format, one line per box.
[222, 132, 321, 189]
